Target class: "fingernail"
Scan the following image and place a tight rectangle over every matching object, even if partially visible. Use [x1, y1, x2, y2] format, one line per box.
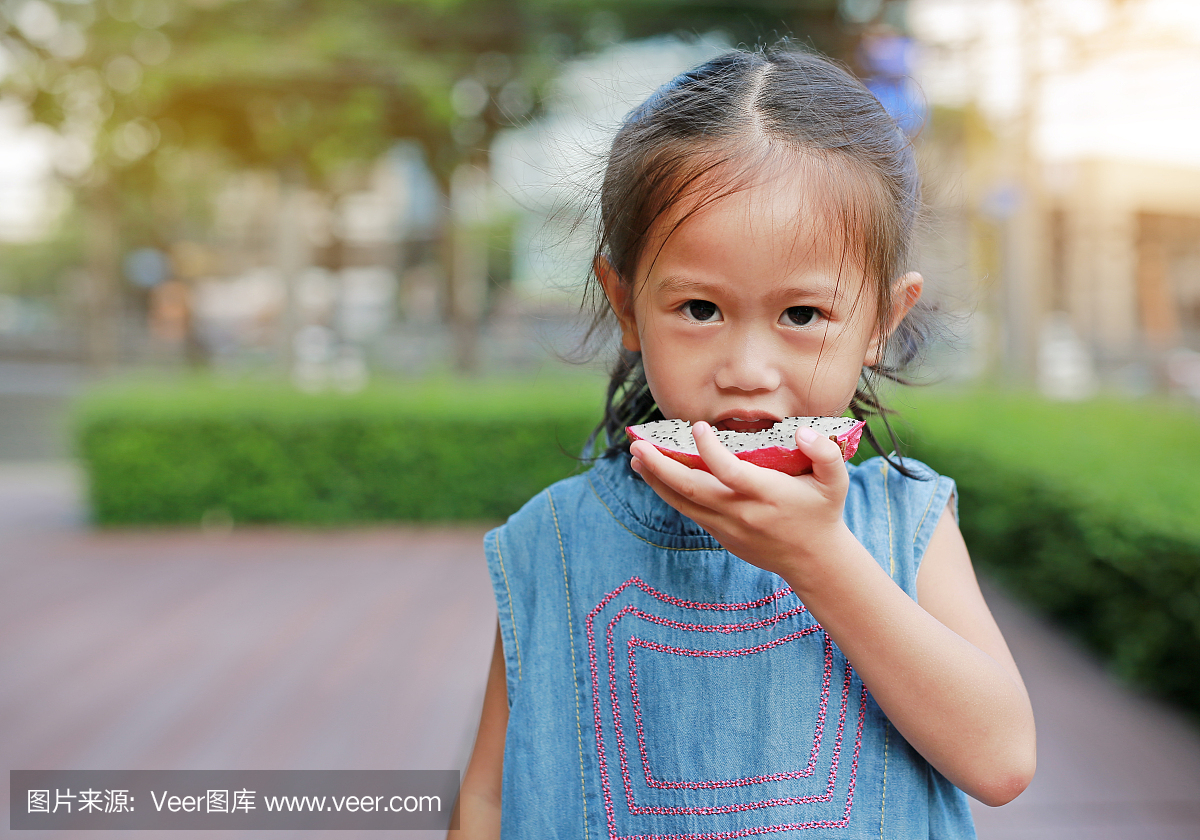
[797, 427, 818, 444]
[693, 421, 709, 435]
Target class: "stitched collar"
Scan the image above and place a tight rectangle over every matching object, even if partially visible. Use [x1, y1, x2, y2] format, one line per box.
[585, 455, 722, 551]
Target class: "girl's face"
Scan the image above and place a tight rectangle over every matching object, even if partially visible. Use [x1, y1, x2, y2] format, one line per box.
[601, 169, 922, 430]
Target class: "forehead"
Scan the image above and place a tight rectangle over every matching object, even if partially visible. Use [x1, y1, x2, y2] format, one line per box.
[638, 156, 868, 290]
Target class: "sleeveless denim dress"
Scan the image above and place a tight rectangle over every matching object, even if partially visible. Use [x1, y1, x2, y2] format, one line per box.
[484, 454, 976, 840]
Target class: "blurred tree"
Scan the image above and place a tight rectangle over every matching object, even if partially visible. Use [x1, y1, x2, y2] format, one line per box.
[0, 0, 844, 371]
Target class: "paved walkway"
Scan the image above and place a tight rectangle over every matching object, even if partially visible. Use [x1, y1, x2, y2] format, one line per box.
[3, 463, 1200, 839]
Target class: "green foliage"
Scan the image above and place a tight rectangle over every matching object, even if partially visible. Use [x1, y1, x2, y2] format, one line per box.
[0, 0, 854, 371]
[81, 378, 1200, 716]
[892, 390, 1200, 541]
[885, 389, 1200, 716]
[0, 220, 85, 297]
[76, 376, 605, 526]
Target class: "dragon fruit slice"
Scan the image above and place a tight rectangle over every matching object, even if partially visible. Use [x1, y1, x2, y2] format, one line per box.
[626, 416, 866, 476]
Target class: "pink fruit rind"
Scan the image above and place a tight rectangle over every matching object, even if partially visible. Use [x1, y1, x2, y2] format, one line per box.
[626, 418, 866, 476]
[834, 421, 865, 459]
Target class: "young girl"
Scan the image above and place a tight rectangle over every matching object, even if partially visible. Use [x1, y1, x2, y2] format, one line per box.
[453, 47, 1035, 839]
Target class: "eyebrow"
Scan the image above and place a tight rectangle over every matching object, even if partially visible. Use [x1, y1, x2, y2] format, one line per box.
[652, 276, 719, 297]
[652, 274, 845, 304]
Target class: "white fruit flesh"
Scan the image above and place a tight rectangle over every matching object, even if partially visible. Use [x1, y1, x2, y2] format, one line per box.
[632, 416, 862, 455]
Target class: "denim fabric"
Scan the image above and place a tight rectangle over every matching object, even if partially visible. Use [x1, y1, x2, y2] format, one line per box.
[485, 454, 975, 840]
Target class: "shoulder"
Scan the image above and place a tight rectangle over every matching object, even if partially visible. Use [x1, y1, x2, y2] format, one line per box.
[847, 454, 953, 508]
[484, 460, 610, 558]
[845, 455, 957, 573]
[848, 453, 944, 481]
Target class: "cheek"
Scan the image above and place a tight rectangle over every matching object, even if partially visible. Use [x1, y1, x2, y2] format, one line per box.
[639, 336, 675, 389]
[815, 312, 879, 368]
[639, 333, 706, 418]
[789, 338, 869, 405]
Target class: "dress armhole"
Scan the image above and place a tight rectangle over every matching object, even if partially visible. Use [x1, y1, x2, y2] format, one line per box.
[483, 527, 522, 705]
[911, 474, 957, 575]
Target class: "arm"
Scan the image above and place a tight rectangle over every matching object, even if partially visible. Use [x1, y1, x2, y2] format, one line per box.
[448, 623, 507, 840]
[790, 503, 1035, 806]
[630, 425, 1036, 806]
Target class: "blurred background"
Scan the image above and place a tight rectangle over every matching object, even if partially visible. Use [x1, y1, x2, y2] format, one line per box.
[0, 0, 1197, 439]
[3, 1, 1200, 838]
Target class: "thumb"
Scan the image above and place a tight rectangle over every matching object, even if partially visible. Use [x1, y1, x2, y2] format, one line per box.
[795, 426, 848, 490]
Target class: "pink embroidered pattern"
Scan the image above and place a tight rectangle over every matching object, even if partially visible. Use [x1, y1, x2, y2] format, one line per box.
[627, 631, 833, 789]
[584, 576, 868, 839]
[616, 634, 848, 814]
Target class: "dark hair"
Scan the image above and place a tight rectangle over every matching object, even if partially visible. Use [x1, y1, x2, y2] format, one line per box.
[583, 46, 935, 471]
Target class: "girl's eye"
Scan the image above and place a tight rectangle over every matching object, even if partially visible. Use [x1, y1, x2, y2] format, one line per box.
[782, 306, 821, 327]
[682, 300, 720, 322]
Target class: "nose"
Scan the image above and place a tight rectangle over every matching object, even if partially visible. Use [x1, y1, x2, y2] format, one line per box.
[713, 326, 782, 393]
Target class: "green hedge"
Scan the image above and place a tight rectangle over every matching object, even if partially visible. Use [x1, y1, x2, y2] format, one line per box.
[77, 379, 1200, 714]
[76, 377, 603, 526]
[882, 390, 1200, 717]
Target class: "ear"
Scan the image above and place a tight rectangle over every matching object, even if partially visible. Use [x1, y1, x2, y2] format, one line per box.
[595, 255, 641, 353]
[865, 271, 923, 367]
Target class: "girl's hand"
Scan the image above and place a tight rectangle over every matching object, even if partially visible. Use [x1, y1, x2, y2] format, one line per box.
[629, 421, 855, 577]
[633, 422, 1036, 806]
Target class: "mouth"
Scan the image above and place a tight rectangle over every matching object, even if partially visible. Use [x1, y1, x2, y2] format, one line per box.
[712, 413, 781, 434]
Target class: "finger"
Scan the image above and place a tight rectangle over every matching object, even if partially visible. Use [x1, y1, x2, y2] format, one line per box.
[690, 421, 767, 496]
[794, 426, 849, 491]
[631, 438, 725, 500]
[631, 449, 708, 519]
[630, 439, 734, 515]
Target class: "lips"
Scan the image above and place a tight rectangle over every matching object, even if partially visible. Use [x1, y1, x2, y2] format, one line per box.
[712, 413, 780, 433]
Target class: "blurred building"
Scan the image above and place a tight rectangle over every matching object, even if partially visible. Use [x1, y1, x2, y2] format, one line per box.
[910, 0, 1200, 399]
[491, 34, 731, 306]
[162, 141, 451, 386]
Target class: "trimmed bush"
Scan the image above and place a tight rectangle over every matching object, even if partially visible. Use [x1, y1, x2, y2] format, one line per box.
[76, 377, 604, 526]
[883, 390, 1200, 717]
[77, 379, 1200, 715]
